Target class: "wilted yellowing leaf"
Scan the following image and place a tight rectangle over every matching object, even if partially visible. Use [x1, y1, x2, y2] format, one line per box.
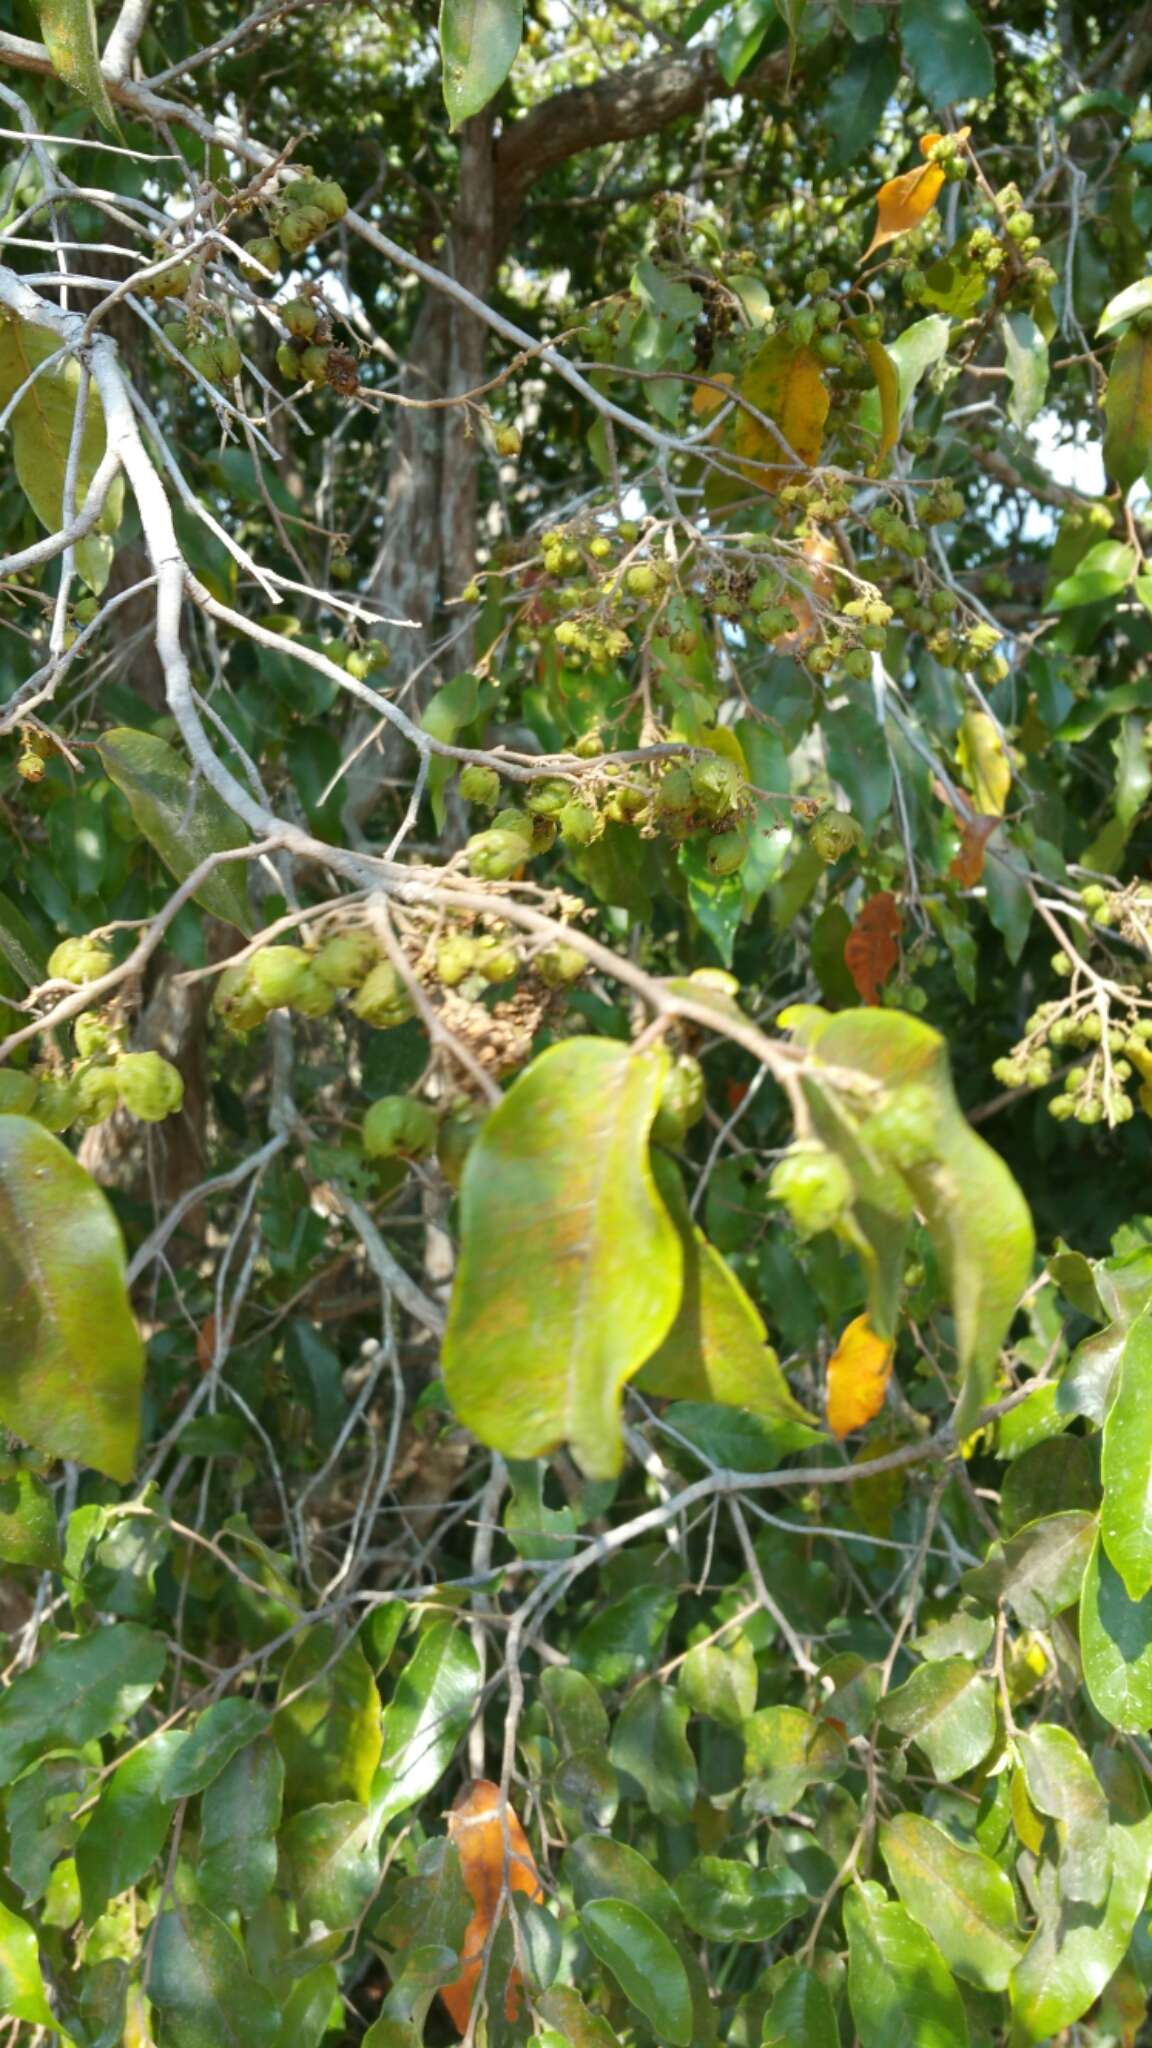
[862, 132, 969, 264]
[777, 529, 839, 650]
[731, 336, 829, 492]
[441, 1780, 543, 2034]
[827, 1313, 895, 1438]
[692, 370, 733, 421]
[957, 708, 1011, 818]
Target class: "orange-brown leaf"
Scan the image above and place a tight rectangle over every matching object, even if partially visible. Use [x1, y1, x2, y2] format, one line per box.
[731, 337, 829, 492]
[948, 811, 999, 888]
[777, 529, 839, 650]
[861, 132, 966, 264]
[843, 891, 901, 1006]
[827, 1313, 895, 1437]
[440, 1779, 543, 2035]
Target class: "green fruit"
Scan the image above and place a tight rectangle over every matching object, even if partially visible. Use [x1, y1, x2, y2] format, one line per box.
[526, 778, 572, 818]
[345, 648, 374, 679]
[312, 930, 378, 989]
[116, 1051, 184, 1122]
[690, 757, 744, 818]
[558, 799, 603, 846]
[214, 336, 242, 380]
[277, 210, 318, 255]
[300, 344, 331, 383]
[475, 936, 519, 982]
[276, 342, 303, 381]
[313, 180, 349, 221]
[48, 937, 113, 984]
[75, 1066, 120, 1122]
[212, 963, 269, 1032]
[859, 1082, 940, 1171]
[625, 563, 658, 598]
[250, 945, 314, 1008]
[32, 1077, 81, 1133]
[74, 1012, 113, 1058]
[187, 340, 222, 382]
[243, 235, 282, 278]
[351, 961, 416, 1027]
[0, 1070, 38, 1115]
[652, 1055, 706, 1146]
[468, 827, 533, 880]
[1048, 1093, 1075, 1121]
[363, 1095, 437, 1160]
[459, 764, 501, 806]
[437, 1102, 488, 1187]
[655, 765, 695, 816]
[436, 935, 479, 986]
[494, 424, 522, 457]
[575, 730, 604, 759]
[810, 810, 862, 863]
[290, 968, 338, 1018]
[536, 943, 586, 988]
[1079, 884, 1108, 911]
[705, 830, 746, 877]
[769, 1144, 854, 1237]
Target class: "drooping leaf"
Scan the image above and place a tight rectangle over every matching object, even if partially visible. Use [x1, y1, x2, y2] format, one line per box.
[372, 1621, 480, 1831]
[198, 1737, 284, 1915]
[1049, 538, 1136, 610]
[957, 709, 1011, 818]
[443, 1039, 682, 1477]
[1001, 310, 1050, 428]
[275, 1623, 382, 1812]
[282, 1799, 378, 1930]
[762, 1963, 840, 2046]
[8, 1755, 90, 1902]
[862, 140, 946, 263]
[947, 809, 999, 888]
[1017, 1724, 1110, 1906]
[0, 1117, 143, 1479]
[608, 1680, 697, 1824]
[96, 728, 252, 931]
[879, 1813, 1021, 1991]
[962, 1510, 1096, 1627]
[76, 1729, 185, 1925]
[161, 1698, 271, 1799]
[1104, 326, 1152, 494]
[826, 1313, 894, 1437]
[440, 1779, 543, 2031]
[0, 1623, 164, 1789]
[0, 315, 123, 590]
[880, 1658, 995, 1782]
[33, 0, 117, 128]
[1100, 1304, 1152, 1599]
[280, 1965, 340, 2048]
[1098, 276, 1152, 337]
[845, 1880, 969, 2047]
[1080, 1533, 1152, 1731]
[579, 1898, 693, 2047]
[844, 891, 901, 1005]
[900, 0, 993, 105]
[149, 1903, 280, 2048]
[826, 37, 900, 165]
[439, 0, 523, 127]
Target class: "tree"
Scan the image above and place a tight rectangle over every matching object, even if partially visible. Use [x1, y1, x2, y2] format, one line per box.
[3, 0, 1152, 2041]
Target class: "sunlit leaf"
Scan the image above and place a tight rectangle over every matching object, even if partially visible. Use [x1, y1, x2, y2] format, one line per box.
[0, 315, 123, 591]
[826, 1312, 894, 1437]
[33, 0, 117, 128]
[439, 0, 523, 128]
[845, 1880, 969, 2047]
[879, 1814, 1021, 1991]
[957, 709, 1011, 818]
[862, 135, 957, 262]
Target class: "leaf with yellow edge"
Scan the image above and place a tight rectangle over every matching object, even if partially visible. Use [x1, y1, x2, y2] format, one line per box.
[0, 316, 124, 593]
[730, 336, 829, 493]
[827, 1314, 894, 1438]
[1104, 327, 1152, 495]
[861, 133, 968, 264]
[957, 709, 1011, 818]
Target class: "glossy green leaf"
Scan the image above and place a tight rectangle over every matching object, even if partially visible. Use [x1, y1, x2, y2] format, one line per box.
[0, 1623, 164, 1787]
[572, 1584, 678, 1685]
[716, 0, 781, 85]
[1018, 1724, 1109, 1906]
[280, 1964, 340, 2048]
[674, 1853, 806, 1941]
[76, 1728, 185, 1924]
[608, 1679, 697, 1824]
[636, 1153, 817, 1424]
[439, 0, 523, 127]
[1100, 1304, 1152, 1599]
[879, 1814, 1021, 1991]
[33, 0, 117, 128]
[0, 1470, 60, 1570]
[846, 1880, 969, 2047]
[150, 1903, 280, 2048]
[961, 1509, 1096, 1626]
[0, 1898, 57, 2029]
[283, 1799, 378, 1929]
[540, 1665, 609, 1753]
[1050, 538, 1137, 609]
[564, 1833, 680, 1922]
[371, 1621, 479, 1831]
[826, 37, 899, 165]
[444, 1040, 682, 1477]
[678, 1631, 758, 1728]
[580, 1898, 692, 2046]
[275, 1623, 382, 1812]
[95, 728, 252, 932]
[199, 1736, 283, 1914]
[762, 1962, 840, 2045]
[900, 0, 993, 104]
[880, 1658, 995, 1782]
[161, 1697, 271, 1798]
[0, 1118, 144, 1479]
[0, 316, 123, 590]
[1081, 1532, 1152, 1730]
[658, 1399, 821, 1472]
[743, 1704, 848, 1814]
[8, 1756, 89, 1902]
[1104, 327, 1152, 494]
[1099, 276, 1152, 336]
[1001, 310, 1049, 428]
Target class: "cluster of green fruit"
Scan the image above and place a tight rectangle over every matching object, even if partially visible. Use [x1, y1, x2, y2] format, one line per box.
[159, 319, 242, 385]
[1076, 877, 1152, 951]
[0, 1044, 183, 1132]
[241, 173, 349, 266]
[274, 298, 357, 393]
[866, 576, 1008, 685]
[359, 1092, 489, 1188]
[460, 749, 754, 880]
[993, 964, 1152, 1127]
[768, 1079, 942, 1237]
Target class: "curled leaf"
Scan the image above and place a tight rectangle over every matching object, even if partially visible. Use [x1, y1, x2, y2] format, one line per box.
[844, 891, 901, 1006]
[948, 810, 999, 888]
[957, 709, 1011, 819]
[862, 133, 967, 263]
[440, 1780, 542, 2032]
[827, 1313, 895, 1437]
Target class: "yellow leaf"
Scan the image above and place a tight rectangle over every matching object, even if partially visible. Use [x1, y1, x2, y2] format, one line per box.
[956, 708, 1011, 818]
[730, 336, 829, 493]
[861, 133, 967, 264]
[826, 1313, 894, 1438]
[692, 370, 732, 421]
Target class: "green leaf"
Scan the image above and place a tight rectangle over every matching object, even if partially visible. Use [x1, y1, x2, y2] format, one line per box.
[572, 1585, 678, 1686]
[1001, 310, 1049, 428]
[0, 1470, 61, 1570]
[1081, 1532, 1152, 1731]
[1049, 538, 1137, 609]
[674, 1854, 807, 1942]
[275, 1623, 382, 1812]
[439, 0, 523, 127]
[443, 1040, 682, 1477]
[198, 1737, 284, 1914]
[564, 1833, 680, 1922]
[280, 1964, 340, 2048]
[743, 1704, 848, 1814]
[1104, 327, 1152, 494]
[540, 1665, 609, 1753]
[716, 0, 782, 86]
[8, 1755, 90, 1901]
[95, 728, 252, 932]
[826, 37, 900, 165]
[1098, 276, 1152, 336]
[961, 1510, 1096, 1626]
[150, 1903, 280, 2048]
[886, 313, 951, 418]
[678, 1632, 758, 1728]
[880, 1814, 1021, 1991]
[371, 1621, 480, 1831]
[1010, 1751, 1152, 2040]
[579, 1898, 692, 2047]
[879, 1658, 995, 1782]
[283, 1800, 378, 1930]
[846, 1881, 969, 2047]
[1101, 1305, 1152, 1599]
[0, 890, 48, 987]
[0, 316, 123, 592]
[161, 1698, 271, 1799]
[0, 1118, 144, 1479]
[0, 1899, 57, 2029]
[636, 1154, 816, 1423]
[0, 1623, 164, 1788]
[33, 0, 117, 128]
[900, 0, 993, 105]
[608, 1680, 697, 1824]
[762, 1963, 840, 2046]
[658, 1398, 821, 1473]
[76, 1728, 185, 1924]
[1018, 1724, 1110, 1906]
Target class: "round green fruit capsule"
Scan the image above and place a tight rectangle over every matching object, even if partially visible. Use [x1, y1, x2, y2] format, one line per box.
[705, 830, 746, 877]
[459, 763, 501, 806]
[558, 799, 602, 846]
[467, 827, 533, 880]
[655, 765, 695, 816]
[214, 336, 242, 380]
[312, 930, 378, 989]
[691, 757, 744, 817]
[74, 1012, 113, 1058]
[475, 936, 519, 983]
[48, 937, 113, 984]
[250, 945, 314, 1009]
[436, 935, 479, 986]
[299, 344, 331, 384]
[350, 961, 416, 1027]
[652, 1055, 705, 1147]
[363, 1095, 438, 1160]
[116, 1050, 184, 1122]
[276, 341, 303, 381]
[75, 1066, 120, 1122]
[243, 235, 282, 279]
[536, 943, 586, 988]
[289, 968, 337, 1018]
[769, 1143, 854, 1237]
[810, 810, 862, 863]
[32, 1077, 81, 1133]
[526, 778, 572, 818]
[625, 563, 658, 598]
[0, 1070, 38, 1115]
[313, 180, 349, 221]
[212, 963, 269, 1032]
